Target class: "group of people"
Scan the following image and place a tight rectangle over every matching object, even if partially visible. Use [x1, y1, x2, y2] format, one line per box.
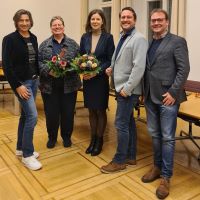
[2, 6, 190, 199]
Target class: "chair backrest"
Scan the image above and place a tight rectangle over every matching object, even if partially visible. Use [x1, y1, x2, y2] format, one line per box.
[184, 80, 200, 93]
[0, 60, 7, 81]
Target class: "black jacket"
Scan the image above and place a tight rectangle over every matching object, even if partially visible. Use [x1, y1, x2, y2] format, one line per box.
[80, 32, 115, 74]
[2, 30, 39, 90]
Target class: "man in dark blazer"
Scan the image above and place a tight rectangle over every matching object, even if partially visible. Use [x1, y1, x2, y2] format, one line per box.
[142, 9, 190, 199]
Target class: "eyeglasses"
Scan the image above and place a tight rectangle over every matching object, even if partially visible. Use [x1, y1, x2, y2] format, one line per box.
[151, 18, 166, 24]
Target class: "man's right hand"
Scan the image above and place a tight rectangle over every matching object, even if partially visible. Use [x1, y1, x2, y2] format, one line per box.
[105, 67, 112, 76]
[16, 85, 31, 100]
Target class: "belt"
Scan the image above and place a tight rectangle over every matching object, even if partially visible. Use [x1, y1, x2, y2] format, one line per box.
[32, 75, 38, 80]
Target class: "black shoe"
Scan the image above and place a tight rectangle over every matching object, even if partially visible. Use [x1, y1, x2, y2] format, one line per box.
[85, 136, 96, 154]
[63, 140, 72, 148]
[91, 136, 103, 156]
[47, 140, 56, 148]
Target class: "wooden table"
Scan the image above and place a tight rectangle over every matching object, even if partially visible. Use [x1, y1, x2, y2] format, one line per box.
[179, 93, 200, 120]
[176, 93, 200, 159]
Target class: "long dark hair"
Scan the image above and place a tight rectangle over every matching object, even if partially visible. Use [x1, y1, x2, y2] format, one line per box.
[85, 9, 107, 33]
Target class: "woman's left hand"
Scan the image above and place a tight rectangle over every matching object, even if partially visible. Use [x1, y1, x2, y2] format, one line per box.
[83, 72, 97, 80]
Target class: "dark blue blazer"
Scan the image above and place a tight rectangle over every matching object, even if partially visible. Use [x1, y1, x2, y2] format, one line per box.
[80, 32, 115, 74]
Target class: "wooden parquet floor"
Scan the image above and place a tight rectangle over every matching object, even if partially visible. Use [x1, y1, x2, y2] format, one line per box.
[0, 92, 200, 200]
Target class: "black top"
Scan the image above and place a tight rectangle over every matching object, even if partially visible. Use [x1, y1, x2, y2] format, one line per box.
[52, 38, 65, 89]
[23, 37, 37, 79]
[115, 28, 135, 60]
[147, 38, 163, 65]
[2, 30, 39, 90]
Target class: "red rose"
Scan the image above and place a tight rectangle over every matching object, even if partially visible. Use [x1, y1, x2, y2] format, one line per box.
[60, 60, 67, 68]
[51, 56, 57, 63]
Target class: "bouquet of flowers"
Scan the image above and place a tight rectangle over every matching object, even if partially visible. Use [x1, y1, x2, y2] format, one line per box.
[46, 48, 74, 78]
[70, 54, 101, 74]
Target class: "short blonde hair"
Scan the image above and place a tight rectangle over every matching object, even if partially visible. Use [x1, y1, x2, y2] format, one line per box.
[50, 16, 65, 27]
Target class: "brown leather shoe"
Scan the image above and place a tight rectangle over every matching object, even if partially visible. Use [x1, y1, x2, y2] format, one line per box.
[156, 178, 170, 199]
[100, 162, 126, 174]
[126, 159, 136, 166]
[141, 166, 161, 183]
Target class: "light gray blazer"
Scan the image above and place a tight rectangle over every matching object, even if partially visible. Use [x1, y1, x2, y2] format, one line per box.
[110, 29, 148, 96]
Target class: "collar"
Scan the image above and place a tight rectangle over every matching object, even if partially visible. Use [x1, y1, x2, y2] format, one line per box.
[52, 36, 65, 44]
[153, 30, 168, 40]
[47, 35, 68, 47]
[120, 27, 135, 38]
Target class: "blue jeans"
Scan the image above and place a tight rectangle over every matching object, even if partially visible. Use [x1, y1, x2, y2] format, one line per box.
[112, 94, 139, 164]
[145, 97, 179, 178]
[16, 79, 38, 157]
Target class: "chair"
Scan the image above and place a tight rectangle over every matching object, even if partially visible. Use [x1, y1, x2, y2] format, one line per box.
[176, 80, 200, 160]
[135, 97, 146, 123]
[108, 88, 146, 123]
[0, 61, 10, 101]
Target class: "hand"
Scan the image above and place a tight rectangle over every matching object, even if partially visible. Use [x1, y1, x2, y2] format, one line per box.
[120, 89, 128, 97]
[16, 85, 31, 100]
[49, 70, 57, 77]
[162, 92, 176, 106]
[83, 73, 97, 80]
[105, 67, 112, 76]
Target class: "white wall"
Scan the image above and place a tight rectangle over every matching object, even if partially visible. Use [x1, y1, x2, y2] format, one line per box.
[0, 0, 81, 59]
[88, 0, 100, 11]
[1, 0, 200, 82]
[186, 0, 200, 81]
[132, 0, 148, 37]
[133, 0, 200, 81]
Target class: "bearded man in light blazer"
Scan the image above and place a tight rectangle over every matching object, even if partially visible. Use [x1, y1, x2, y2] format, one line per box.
[100, 7, 148, 173]
[142, 9, 190, 199]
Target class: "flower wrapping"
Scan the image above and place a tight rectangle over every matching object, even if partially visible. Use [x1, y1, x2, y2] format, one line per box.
[70, 54, 101, 74]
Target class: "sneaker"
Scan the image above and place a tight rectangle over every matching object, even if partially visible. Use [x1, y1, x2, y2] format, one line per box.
[126, 159, 136, 167]
[141, 165, 161, 183]
[22, 155, 42, 171]
[100, 162, 126, 174]
[156, 177, 170, 199]
[16, 150, 39, 159]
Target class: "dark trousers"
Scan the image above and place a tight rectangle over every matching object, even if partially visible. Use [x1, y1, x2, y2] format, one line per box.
[41, 90, 77, 142]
